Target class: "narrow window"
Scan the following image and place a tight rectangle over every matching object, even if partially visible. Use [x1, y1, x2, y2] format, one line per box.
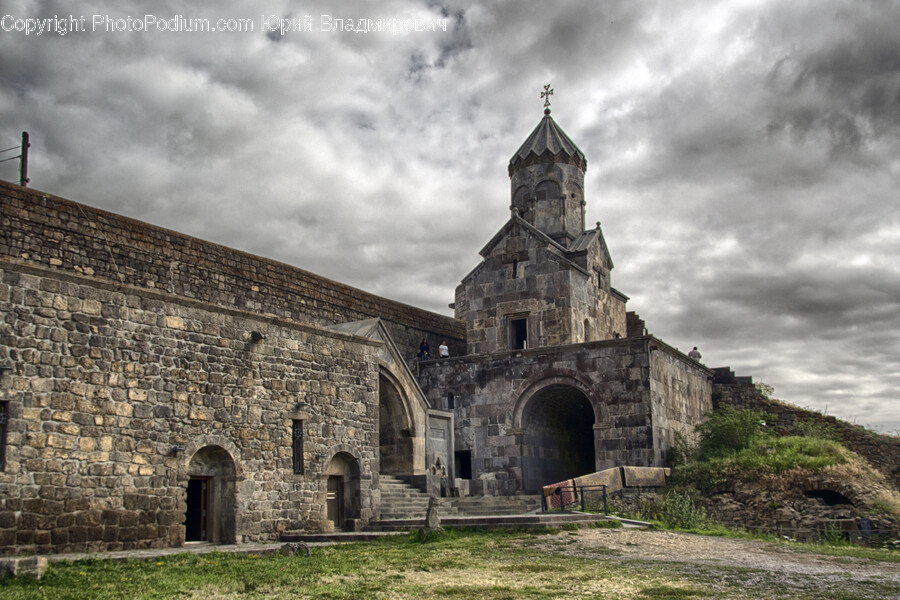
[447, 393, 455, 410]
[292, 419, 304, 474]
[512, 259, 518, 279]
[510, 317, 528, 350]
[0, 402, 8, 471]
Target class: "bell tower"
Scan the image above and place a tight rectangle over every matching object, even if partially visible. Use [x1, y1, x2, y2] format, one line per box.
[508, 86, 587, 247]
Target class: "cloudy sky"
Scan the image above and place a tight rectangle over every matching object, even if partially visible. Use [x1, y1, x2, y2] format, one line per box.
[2, 0, 898, 433]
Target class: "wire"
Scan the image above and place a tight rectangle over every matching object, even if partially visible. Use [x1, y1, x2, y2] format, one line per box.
[0, 155, 22, 164]
[0, 146, 21, 153]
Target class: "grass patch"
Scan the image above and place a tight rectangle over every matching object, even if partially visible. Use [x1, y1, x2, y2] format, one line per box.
[675, 436, 851, 493]
[637, 585, 710, 598]
[784, 540, 900, 563]
[2, 529, 897, 599]
[592, 519, 624, 529]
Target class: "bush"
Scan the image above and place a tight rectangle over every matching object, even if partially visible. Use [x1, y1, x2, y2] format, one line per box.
[667, 430, 695, 468]
[658, 491, 708, 530]
[696, 406, 770, 459]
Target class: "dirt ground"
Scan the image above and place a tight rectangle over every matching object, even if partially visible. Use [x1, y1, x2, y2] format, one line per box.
[533, 528, 900, 596]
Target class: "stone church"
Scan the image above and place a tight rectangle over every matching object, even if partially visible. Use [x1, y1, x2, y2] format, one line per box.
[0, 106, 712, 555]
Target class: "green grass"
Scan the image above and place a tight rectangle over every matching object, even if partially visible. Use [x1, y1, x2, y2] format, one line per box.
[673, 435, 851, 493]
[784, 539, 900, 563]
[2, 530, 897, 599]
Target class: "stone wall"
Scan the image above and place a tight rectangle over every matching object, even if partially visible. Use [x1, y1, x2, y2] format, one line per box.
[649, 346, 714, 464]
[698, 469, 900, 542]
[454, 218, 626, 356]
[714, 381, 900, 489]
[510, 161, 585, 245]
[0, 262, 381, 555]
[418, 337, 670, 496]
[0, 181, 465, 362]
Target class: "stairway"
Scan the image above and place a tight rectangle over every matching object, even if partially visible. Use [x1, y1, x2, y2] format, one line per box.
[378, 475, 543, 520]
[282, 477, 647, 541]
[378, 475, 433, 520]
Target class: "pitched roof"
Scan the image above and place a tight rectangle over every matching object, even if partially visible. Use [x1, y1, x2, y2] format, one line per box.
[509, 110, 587, 175]
[569, 226, 614, 269]
[472, 213, 592, 279]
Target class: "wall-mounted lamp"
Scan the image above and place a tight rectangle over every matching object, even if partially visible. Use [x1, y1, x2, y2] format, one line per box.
[294, 401, 309, 410]
[170, 445, 185, 456]
[0, 364, 13, 375]
[250, 331, 266, 343]
[314, 452, 327, 461]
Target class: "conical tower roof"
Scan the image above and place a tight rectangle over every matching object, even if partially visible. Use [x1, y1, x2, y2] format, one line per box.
[508, 109, 587, 176]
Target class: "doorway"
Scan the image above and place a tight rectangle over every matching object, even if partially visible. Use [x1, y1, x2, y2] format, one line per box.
[184, 445, 237, 544]
[185, 477, 211, 541]
[324, 453, 361, 531]
[520, 384, 595, 492]
[326, 475, 344, 529]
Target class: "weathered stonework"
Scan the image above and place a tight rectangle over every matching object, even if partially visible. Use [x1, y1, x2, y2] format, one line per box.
[0, 182, 465, 360]
[0, 107, 735, 556]
[0, 263, 382, 554]
[419, 338, 711, 496]
[455, 217, 626, 355]
[698, 469, 900, 542]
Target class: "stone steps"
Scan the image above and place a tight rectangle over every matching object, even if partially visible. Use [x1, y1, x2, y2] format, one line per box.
[366, 512, 631, 532]
[379, 475, 543, 519]
[378, 475, 431, 519]
[283, 478, 609, 541]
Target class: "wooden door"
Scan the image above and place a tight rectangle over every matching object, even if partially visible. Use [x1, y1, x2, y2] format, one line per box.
[326, 475, 344, 529]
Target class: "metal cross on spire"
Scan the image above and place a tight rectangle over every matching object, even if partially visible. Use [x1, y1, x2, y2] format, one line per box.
[541, 84, 554, 113]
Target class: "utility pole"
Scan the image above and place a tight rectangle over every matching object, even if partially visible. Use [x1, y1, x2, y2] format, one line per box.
[19, 131, 29, 187]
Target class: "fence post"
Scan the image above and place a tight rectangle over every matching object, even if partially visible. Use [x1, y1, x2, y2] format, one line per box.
[580, 486, 585, 512]
[603, 485, 608, 515]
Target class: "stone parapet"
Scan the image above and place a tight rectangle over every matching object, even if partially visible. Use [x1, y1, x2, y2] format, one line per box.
[0, 181, 464, 361]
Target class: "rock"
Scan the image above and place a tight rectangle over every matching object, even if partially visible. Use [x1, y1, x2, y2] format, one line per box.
[278, 542, 310, 557]
[425, 497, 441, 530]
[0, 557, 49, 580]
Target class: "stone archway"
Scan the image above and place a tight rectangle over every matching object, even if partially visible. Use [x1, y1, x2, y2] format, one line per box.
[519, 384, 596, 492]
[378, 372, 415, 476]
[184, 445, 237, 544]
[324, 452, 361, 531]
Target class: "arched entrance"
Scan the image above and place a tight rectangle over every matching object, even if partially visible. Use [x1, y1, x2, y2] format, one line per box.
[520, 384, 596, 492]
[184, 445, 237, 544]
[325, 452, 361, 531]
[378, 372, 414, 476]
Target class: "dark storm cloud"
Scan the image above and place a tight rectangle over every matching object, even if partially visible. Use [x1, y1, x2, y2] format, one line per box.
[1, 0, 897, 431]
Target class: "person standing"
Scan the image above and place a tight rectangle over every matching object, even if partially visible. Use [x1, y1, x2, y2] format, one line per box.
[419, 338, 430, 360]
[688, 346, 702, 361]
[439, 340, 449, 358]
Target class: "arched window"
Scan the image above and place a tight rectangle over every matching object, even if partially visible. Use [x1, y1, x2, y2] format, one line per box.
[534, 180, 560, 200]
